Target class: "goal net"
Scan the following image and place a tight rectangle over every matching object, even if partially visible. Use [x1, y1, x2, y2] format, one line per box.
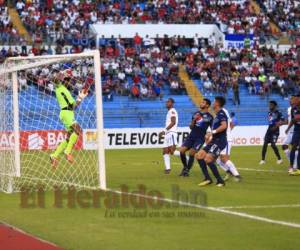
[0, 51, 106, 193]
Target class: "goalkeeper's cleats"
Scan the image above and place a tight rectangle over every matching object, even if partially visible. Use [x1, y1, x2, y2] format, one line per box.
[259, 160, 266, 165]
[50, 155, 58, 169]
[198, 179, 213, 187]
[65, 154, 74, 164]
[289, 169, 300, 176]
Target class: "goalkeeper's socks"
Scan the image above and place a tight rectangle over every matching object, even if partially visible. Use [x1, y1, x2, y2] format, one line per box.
[65, 132, 78, 155]
[52, 140, 68, 158]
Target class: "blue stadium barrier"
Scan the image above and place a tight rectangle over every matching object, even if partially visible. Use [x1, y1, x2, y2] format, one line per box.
[7, 83, 290, 131]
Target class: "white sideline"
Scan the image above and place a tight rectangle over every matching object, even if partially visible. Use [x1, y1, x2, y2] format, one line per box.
[107, 188, 300, 229]
[172, 163, 286, 173]
[217, 204, 300, 209]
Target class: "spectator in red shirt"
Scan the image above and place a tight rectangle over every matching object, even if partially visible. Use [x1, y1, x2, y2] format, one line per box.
[133, 32, 142, 54]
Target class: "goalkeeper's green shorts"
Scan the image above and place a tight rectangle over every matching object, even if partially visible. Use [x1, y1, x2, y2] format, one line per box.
[59, 110, 76, 132]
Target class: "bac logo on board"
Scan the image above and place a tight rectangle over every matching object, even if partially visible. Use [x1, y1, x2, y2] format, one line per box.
[28, 133, 45, 150]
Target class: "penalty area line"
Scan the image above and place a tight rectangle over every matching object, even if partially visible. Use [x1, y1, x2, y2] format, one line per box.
[107, 188, 300, 229]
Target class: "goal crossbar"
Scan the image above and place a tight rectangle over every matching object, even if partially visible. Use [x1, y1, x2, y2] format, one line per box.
[1, 51, 99, 75]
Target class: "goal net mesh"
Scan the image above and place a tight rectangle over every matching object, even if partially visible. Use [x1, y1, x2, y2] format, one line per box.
[0, 54, 103, 192]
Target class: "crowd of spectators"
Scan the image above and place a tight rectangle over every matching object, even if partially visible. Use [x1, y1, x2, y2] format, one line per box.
[0, 0, 298, 46]
[100, 34, 187, 100]
[1, 0, 299, 102]
[0, 4, 21, 44]
[11, 0, 276, 47]
[2, 32, 299, 103]
[185, 41, 300, 101]
[257, 0, 300, 41]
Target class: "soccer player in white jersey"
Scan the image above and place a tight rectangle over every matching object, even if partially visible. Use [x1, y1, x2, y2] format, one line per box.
[282, 95, 298, 172]
[216, 108, 241, 181]
[159, 98, 178, 174]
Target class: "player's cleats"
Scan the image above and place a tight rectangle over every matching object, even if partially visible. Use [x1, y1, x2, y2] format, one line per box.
[276, 159, 283, 165]
[216, 182, 225, 187]
[233, 175, 242, 182]
[289, 169, 300, 176]
[65, 154, 74, 164]
[164, 169, 171, 174]
[288, 167, 294, 173]
[179, 168, 189, 177]
[223, 173, 231, 181]
[259, 160, 266, 165]
[198, 179, 212, 187]
[182, 172, 189, 177]
[50, 155, 58, 169]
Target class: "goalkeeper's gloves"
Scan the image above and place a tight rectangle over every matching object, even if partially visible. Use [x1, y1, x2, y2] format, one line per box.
[76, 90, 88, 102]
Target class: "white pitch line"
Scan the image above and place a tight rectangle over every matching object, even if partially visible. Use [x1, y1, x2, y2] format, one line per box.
[0, 220, 63, 248]
[237, 167, 286, 173]
[218, 204, 300, 209]
[172, 162, 287, 173]
[107, 188, 300, 229]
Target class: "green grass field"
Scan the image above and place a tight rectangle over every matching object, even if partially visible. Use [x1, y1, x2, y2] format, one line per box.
[1, 146, 300, 250]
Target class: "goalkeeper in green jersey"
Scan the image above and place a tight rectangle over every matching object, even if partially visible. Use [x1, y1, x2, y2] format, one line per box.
[50, 70, 88, 168]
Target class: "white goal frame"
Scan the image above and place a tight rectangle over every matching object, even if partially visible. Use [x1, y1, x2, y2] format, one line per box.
[0, 50, 106, 190]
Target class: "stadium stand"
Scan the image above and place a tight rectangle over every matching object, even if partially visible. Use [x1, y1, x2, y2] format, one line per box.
[256, 0, 300, 40]
[0, 4, 21, 45]
[13, 0, 277, 46]
[0, 0, 299, 129]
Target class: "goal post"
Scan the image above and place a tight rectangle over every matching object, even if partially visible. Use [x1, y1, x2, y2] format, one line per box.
[0, 50, 106, 193]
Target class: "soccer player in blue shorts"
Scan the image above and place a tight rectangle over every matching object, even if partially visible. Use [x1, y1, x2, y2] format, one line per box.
[259, 101, 284, 165]
[195, 96, 227, 187]
[179, 98, 213, 177]
[287, 94, 300, 176]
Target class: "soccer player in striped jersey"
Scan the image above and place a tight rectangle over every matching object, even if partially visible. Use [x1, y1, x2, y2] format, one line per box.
[216, 109, 241, 181]
[195, 96, 227, 187]
[179, 98, 213, 177]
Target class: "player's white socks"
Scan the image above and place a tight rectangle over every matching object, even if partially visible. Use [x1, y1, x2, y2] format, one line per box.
[226, 160, 240, 176]
[284, 149, 290, 162]
[285, 149, 298, 168]
[216, 158, 229, 171]
[294, 151, 298, 169]
[173, 150, 180, 157]
[163, 154, 171, 170]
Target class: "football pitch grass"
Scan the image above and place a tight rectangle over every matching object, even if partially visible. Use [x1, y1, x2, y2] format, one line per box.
[1, 146, 300, 250]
